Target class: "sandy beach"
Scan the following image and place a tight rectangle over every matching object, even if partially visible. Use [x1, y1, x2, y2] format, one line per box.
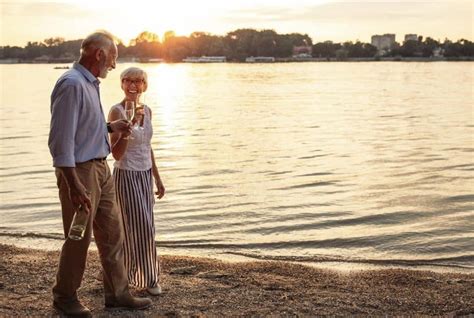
[0, 244, 473, 317]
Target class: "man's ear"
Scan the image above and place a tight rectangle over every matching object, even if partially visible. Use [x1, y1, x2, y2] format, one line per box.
[95, 49, 103, 61]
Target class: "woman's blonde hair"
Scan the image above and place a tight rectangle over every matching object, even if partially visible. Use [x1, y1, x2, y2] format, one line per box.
[120, 67, 148, 91]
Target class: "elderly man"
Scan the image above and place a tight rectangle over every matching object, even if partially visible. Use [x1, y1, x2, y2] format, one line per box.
[48, 31, 152, 316]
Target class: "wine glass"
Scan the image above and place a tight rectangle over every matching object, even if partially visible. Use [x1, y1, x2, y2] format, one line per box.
[124, 100, 135, 140]
[135, 94, 145, 130]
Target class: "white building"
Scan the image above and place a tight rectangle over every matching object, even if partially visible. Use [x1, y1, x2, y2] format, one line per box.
[433, 47, 444, 57]
[404, 34, 418, 43]
[371, 34, 396, 51]
[245, 56, 275, 63]
[182, 56, 226, 63]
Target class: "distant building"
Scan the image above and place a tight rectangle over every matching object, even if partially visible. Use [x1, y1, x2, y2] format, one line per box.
[371, 34, 396, 51]
[245, 56, 275, 63]
[138, 58, 164, 63]
[34, 55, 51, 63]
[404, 34, 418, 43]
[0, 58, 20, 64]
[292, 53, 312, 59]
[292, 46, 312, 56]
[432, 47, 445, 57]
[182, 56, 226, 63]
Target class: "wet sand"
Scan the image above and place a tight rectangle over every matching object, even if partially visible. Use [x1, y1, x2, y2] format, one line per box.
[0, 243, 473, 317]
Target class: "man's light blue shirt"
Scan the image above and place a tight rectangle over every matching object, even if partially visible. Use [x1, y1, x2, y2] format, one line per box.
[48, 62, 111, 167]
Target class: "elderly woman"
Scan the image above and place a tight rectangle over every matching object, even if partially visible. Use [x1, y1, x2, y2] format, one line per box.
[108, 67, 165, 296]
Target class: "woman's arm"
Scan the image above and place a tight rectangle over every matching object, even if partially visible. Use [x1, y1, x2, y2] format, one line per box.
[149, 107, 165, 199]
[151, 149, 165, 199]
[108, 106, 130, 161]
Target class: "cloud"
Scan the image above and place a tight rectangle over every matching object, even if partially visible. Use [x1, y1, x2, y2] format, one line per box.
[1, 0, 471, 45]
[216, 1, 472, 40]
[1, 1, 90, 17]
[220, 1, 472, 24]
[0, 2, 96, 45]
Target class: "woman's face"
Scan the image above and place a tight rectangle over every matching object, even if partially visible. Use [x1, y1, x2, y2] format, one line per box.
[121, 76, 146, 101]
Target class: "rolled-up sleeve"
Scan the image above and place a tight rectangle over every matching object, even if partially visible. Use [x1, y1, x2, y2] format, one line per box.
[48, 81, 81, 167]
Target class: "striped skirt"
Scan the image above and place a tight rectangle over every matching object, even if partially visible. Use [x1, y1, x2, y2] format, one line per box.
[113, 168, 160, 288]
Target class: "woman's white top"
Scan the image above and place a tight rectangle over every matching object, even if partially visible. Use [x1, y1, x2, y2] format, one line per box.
[110, 103, 153, 171]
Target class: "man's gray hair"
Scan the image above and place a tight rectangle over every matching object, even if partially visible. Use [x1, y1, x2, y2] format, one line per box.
[80, 30, 116, 57]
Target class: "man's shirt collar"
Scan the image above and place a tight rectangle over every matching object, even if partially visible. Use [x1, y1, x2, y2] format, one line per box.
[73, 62, 100, 85]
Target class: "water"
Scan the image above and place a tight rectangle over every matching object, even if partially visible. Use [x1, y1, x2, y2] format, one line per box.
[0, 62, 473, 271]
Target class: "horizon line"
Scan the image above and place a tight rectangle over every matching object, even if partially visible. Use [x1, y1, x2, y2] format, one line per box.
[1, 29, 472, 48]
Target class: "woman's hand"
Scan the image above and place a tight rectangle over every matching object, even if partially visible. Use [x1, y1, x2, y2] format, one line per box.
[131, 114, 142, 126]
[155, 178, 165, 199]
[133, 105, 145, 126]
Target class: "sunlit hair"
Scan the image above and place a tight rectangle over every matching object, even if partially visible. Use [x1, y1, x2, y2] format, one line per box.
[120, 67, 148, 91]
[80, 30, 116, 57]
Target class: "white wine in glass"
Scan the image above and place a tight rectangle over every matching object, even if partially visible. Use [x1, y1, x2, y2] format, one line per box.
[135, 104, 144, 130]
[136, 94, 145, 130]
[124, 101, 135, 140]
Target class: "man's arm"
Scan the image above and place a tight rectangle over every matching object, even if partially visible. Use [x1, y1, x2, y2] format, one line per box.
[57, 167, 92, 213]
[48, 82, 80, 168]
[49, 81, 91, 213]
[108, 108, 131, 160]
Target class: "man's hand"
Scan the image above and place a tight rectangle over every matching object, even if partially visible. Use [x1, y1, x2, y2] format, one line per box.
[69, 183, 92, 214]
[58, 167, 92, 214]
[109, 119, 132, 134]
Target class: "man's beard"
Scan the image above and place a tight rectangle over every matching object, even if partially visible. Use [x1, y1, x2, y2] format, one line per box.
[98, 56, 109, 78]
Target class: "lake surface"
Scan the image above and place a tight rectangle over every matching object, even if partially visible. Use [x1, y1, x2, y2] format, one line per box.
[0, 62, 473, 271]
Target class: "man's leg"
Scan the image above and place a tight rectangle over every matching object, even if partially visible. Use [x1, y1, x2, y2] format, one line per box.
[52, 163, 99, 315]
[92, 164, 128, 301]
[93, 163, 151, 309]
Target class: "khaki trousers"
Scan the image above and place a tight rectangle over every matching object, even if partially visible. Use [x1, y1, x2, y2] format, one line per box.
[52, 160, 129, 303]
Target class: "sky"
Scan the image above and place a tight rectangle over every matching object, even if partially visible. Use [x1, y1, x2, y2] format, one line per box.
[0, 0, 472, 46]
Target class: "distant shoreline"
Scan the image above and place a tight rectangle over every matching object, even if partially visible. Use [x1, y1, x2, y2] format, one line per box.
[1, 56, 473, 65]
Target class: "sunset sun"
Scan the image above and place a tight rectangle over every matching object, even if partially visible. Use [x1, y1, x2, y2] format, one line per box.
[72, 0, 226, 45]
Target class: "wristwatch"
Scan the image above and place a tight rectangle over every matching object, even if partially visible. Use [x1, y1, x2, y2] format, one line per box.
[107, 122, 113, 133]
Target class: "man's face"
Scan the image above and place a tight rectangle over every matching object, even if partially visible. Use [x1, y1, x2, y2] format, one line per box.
[98, 43, 118, 79]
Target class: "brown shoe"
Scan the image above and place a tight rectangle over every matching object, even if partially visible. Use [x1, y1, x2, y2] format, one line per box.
[53, 300, 91, 317]
[105, 295, 152, 310]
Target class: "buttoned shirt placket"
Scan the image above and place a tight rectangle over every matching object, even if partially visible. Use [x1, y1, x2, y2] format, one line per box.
[93, 79, 112, 153]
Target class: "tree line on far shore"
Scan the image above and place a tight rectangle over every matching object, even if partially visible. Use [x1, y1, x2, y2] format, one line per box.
[1, 29, 473, 62]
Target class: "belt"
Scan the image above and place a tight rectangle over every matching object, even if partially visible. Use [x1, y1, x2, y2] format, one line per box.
[76, 157, 107, 165]
[89, 157, 107, 163]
